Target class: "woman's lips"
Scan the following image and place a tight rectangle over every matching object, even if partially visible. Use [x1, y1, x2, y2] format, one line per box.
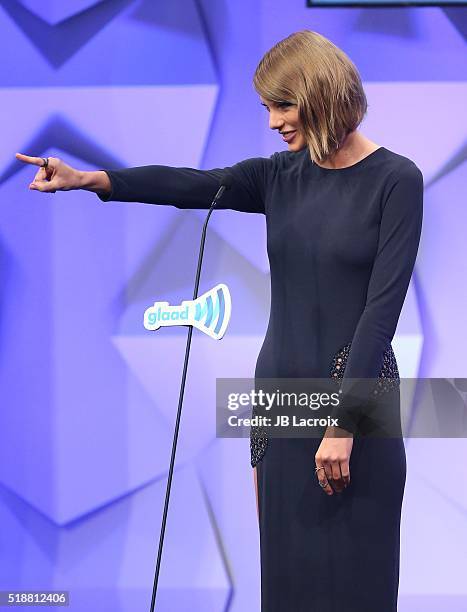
[282, 130, 297, 143]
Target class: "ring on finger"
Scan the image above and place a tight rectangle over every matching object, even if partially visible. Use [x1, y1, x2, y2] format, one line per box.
[315, 466, 328, 489]
[41, 157, 49, 168]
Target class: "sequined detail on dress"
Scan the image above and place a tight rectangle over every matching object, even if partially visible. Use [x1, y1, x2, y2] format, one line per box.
[329, 341, 400, 396]
[250, 342, 400, 468]
[250, 402, 269, 468]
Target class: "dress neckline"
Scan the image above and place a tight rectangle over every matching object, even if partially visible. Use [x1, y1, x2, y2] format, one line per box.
[310, 146, 386, 174]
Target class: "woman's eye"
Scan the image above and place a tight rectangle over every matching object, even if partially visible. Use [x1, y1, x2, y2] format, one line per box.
[260, 101, 292, 111]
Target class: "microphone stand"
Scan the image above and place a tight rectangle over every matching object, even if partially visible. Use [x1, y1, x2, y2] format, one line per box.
[149, 180, 231, 612]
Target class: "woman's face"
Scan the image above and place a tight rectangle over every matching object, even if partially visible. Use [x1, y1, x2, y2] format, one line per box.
[260, 97, 307, 151]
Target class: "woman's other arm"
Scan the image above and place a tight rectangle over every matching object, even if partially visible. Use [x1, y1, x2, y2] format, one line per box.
[315, 160, 423, 496]
[330, 161, 424, 434]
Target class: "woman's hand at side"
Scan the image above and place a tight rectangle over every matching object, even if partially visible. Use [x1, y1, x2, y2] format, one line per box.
[315, 425, 353, 495]
[15, 153, 111, 196]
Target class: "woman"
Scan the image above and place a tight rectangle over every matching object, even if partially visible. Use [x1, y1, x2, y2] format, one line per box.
[17, 30, 423, 612]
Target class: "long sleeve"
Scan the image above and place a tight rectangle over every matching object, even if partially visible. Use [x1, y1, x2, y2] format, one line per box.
[96, 155, 276, 214]
[331, 162, 424, 434]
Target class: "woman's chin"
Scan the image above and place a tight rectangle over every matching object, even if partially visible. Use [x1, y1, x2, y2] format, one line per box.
[287, 141, 305, 152]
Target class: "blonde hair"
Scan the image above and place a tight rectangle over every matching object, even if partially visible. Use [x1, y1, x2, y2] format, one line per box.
[253, 30, 368, 163]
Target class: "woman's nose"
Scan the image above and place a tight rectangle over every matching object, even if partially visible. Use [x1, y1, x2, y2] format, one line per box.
[269, 110, 283, 131]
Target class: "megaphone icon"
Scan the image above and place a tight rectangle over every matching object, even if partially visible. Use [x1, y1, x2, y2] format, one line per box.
[143, 283, 231, 340]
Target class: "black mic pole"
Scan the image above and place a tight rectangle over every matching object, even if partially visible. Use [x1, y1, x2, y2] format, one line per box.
[149, 176, 232, 612]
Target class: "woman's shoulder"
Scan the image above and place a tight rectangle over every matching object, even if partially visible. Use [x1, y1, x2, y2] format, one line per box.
[266, 149, 310, 178]
[379, 147, 423, 181]
[377, 148, 424, 203]
[231, 149, 299, 182]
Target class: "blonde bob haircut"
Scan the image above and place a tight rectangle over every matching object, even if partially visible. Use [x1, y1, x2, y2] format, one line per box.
[253, 30, 368, 164]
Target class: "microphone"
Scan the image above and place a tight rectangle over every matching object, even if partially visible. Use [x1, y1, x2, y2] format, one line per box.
[212, 173, 233, 204]
[149, 173, 232, 612]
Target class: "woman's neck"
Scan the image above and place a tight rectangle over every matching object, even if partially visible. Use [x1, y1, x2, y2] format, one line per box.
[316, 131, 380, 170]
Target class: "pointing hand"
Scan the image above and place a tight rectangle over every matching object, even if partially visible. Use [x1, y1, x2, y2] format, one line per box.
[16, 153, 82, 193]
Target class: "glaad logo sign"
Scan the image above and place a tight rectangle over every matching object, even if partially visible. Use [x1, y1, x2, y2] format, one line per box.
[143, 283, 231, 340]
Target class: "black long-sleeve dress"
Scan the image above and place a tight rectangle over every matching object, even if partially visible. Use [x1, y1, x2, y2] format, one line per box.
[97, 145, 423, 612]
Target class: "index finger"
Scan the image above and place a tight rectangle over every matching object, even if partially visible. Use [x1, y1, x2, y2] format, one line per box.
[15, 153, 46, 167]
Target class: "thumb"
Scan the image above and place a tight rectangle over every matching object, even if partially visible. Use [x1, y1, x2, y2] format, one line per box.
[30, 181, 57, 193]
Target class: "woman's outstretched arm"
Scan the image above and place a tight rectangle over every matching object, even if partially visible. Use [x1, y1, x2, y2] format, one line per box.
[91, 159, 273, 214]
[16, 153, 276, 215]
